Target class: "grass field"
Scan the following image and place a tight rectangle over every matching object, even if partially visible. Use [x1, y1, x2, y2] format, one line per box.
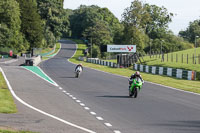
[69, 40, 200, 94]
[0, 73, 17, 113]
[142, 47, 200, 72]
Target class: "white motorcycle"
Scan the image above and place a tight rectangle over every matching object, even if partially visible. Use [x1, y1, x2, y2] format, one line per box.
[75, 66, 82, 78]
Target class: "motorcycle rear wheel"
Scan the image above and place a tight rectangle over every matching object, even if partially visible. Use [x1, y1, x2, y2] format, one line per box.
[133, 87, 138, 98]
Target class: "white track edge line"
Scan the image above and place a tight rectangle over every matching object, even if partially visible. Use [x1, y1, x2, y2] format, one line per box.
[0, 67, 96, 133]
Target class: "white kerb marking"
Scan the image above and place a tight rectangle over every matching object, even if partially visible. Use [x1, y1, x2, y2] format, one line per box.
[0, 67, 96, 133]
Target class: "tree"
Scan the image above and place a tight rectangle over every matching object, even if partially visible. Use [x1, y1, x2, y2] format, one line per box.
[0, 0, 27, 52]
[145, 4, 173, 39]
[37, 0, 69, 45]
[179, 20, 200, 43]
[82, 20, 112, 58]
[17, 0, 44, 51]
[122, 0, 150, 52]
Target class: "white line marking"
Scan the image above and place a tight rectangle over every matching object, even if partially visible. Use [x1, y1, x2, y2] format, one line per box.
[114, 130, 121, 133]
[66, 93, 70, 95]
[84, 107, 90, 110]
[72, 97, 77, 100]
[69, 95, 73, 97]
[62, 90, 66, 93]
[90, 112, 96, 115]
[80, 103, 85, 106]
[76, 100, 81, 103]
[104, 123, 112, 127]
[96, 117, 104, 121]
[59, 87, 63, 90]
[0, 67, 96, 133]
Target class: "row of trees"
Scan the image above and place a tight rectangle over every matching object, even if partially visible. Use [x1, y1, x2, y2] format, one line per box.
[68, 1, 193, 58]
[0, 0, 70, 53]
[0, 0, 196, 57]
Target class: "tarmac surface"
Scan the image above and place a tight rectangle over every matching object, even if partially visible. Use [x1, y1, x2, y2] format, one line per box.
[1, 40, 200, 133]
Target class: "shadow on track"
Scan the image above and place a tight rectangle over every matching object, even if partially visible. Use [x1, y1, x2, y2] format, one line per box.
[59, 76, 76, 78]
[97, 95, 130, 98]
[149, 120, 200, 133]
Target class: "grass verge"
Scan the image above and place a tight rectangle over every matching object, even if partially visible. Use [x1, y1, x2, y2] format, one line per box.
[0, 128, 38, 133]
[69, 41, 200, 94]
[142, 47, 200, 72]
[0, 73, 17, 113]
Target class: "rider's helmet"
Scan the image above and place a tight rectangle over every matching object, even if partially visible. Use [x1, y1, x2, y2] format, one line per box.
[135, 71, 140, 76]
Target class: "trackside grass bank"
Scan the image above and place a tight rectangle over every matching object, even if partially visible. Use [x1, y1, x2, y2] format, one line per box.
[69, 40, 200, 94]
[142, 47, 200, 72]
[0, 73, 17, 113]
[0, 128, 38, 133]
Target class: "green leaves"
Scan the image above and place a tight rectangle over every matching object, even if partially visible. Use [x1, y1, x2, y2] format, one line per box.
[17, 0, 44, 51]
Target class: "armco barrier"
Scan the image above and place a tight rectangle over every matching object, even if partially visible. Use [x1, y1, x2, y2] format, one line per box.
[85, 58, 117, 68]
[134, 64, 196, 80]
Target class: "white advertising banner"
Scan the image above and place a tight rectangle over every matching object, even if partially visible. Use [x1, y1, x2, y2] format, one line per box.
[107, 45, 136, 52]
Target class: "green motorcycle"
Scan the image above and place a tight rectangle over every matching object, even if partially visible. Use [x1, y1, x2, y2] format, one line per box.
[129, 77, 143, 98]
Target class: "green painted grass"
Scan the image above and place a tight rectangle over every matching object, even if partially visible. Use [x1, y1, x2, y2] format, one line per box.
[22, 66, 55, 85]
[0, 73, 17, 113]
[69, 41, 200, 94]
[42, 43, 61, 60]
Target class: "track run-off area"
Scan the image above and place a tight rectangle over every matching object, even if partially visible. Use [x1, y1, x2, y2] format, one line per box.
[1, 40, 200, 133]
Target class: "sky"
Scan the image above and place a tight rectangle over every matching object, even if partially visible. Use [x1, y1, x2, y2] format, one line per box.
[63, 0, 200, 35]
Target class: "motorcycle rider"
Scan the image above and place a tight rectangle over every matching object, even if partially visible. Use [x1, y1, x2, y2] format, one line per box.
[75, 63, 83, 72]
[129, 71, 144, 86]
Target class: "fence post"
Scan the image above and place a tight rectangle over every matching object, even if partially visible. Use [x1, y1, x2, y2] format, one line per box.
[193, 54, 194, 64]
[187, 54, 188, 64]
[182, 54, 183, 63]
[199, 54, 200, 64]
[176, 53, 178, 62]
[171, 53, 173, 62]
[167, 53, 168, 62]
[162, 53, 164, 62]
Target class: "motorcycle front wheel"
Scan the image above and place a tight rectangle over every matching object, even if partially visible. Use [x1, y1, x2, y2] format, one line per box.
[129, 86, 133, 97]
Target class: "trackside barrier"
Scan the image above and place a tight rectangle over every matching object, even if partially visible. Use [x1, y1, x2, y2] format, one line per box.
[134, 64, 196, 80]
[85, 58, 118, 68]
[25, 55, 42, 66]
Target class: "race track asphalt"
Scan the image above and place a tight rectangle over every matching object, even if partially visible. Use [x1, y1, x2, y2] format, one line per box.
[1, 39, 200, 133]
[39, 40, 200, 133]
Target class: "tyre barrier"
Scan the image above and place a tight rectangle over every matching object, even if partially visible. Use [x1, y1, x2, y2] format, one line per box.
[86, 58, 118, 68]
[134, 64, 196, 80]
